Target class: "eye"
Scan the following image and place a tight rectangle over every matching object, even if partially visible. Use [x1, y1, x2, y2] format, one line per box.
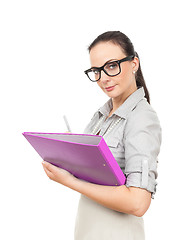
[92, 69, 99, 75]
[105, 62, 118, 70]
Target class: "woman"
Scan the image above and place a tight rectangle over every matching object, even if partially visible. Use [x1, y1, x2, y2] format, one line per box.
[42, 31, 162, 239]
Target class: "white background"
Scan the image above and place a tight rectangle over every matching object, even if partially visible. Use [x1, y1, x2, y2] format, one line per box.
[0, 0, 179, 239]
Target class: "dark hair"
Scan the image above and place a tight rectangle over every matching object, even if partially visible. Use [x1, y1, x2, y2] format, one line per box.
[88, 31, 150, 104]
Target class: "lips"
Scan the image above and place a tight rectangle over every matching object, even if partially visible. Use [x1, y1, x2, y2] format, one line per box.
[105, 85, 116, 92]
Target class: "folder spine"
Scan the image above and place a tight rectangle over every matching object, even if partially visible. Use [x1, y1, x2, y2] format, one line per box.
[98, 138, 126, 186]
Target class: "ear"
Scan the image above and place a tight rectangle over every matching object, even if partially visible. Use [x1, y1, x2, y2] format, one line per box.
[132, 56, 139, 72]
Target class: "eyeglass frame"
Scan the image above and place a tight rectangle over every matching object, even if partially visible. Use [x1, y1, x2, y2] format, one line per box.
[84, 55, 135, 82]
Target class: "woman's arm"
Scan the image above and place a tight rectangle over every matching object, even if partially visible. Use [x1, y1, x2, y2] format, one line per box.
[42, 161, 151, 217]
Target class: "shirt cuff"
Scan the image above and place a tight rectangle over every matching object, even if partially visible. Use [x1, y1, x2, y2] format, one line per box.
[125, 172, 157, 199]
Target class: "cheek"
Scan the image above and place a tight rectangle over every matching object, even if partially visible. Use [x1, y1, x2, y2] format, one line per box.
[97, 82, 103, 88]
[118, 65, 132, 83]
[113, 74, 127, 85]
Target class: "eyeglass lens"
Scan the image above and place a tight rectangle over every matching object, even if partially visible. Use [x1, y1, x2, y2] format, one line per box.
[88, 61, 120, 81]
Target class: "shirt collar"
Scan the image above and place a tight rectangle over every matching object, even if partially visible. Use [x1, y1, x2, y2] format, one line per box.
[98, 87, 146, 119]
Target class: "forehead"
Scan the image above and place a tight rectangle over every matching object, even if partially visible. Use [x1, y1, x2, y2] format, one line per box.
[89, 41, 125, 67]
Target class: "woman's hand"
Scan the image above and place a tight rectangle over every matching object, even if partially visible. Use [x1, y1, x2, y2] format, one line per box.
[42, 161, 77, 187]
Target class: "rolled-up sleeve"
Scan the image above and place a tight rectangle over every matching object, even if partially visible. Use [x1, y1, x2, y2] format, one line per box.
[123, 106, 162, 198]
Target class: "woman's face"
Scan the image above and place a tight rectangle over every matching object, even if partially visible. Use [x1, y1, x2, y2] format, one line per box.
[89, 41, 139, 102]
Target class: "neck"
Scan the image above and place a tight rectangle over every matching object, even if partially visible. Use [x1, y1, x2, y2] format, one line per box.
[109, 84, 138, 117]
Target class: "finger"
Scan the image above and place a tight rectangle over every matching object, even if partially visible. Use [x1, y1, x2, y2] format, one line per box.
[42, 163, 51, 175]
[42, 161, 54, 172]
[42, 161, 58, 172]
[43, 161, 60, 175]
[42, 162, 54, 179]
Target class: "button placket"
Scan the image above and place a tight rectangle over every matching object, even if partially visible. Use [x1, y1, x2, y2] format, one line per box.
[91, 114, 122, 137]
[100, 118, 112, 136]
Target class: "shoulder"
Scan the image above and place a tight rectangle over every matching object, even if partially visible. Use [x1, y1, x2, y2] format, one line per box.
[128, 98, 160, 124]
[124, 98, 162, 136]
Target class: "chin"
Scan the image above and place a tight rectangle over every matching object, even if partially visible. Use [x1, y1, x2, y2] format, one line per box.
[105, 90, 123, 99]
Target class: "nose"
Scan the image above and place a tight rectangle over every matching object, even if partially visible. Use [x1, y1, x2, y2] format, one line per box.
[100, 70, 111, 83]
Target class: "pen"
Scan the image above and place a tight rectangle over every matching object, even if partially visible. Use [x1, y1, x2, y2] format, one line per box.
[63, 115, 72, 133]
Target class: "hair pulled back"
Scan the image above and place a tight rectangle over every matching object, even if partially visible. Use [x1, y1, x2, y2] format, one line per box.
[88, 31, 150, 104]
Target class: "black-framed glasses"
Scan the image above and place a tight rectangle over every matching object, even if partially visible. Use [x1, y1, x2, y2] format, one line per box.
[84, 55, 134, 82]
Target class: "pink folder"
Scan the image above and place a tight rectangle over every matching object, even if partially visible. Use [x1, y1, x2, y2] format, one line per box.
[22, 132, 126, 186]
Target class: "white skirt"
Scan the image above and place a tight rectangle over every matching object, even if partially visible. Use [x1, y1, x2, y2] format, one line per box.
[74, 195, 145, 240]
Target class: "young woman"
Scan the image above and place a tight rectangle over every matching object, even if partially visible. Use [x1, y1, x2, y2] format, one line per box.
[42, 31, 162, 240]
